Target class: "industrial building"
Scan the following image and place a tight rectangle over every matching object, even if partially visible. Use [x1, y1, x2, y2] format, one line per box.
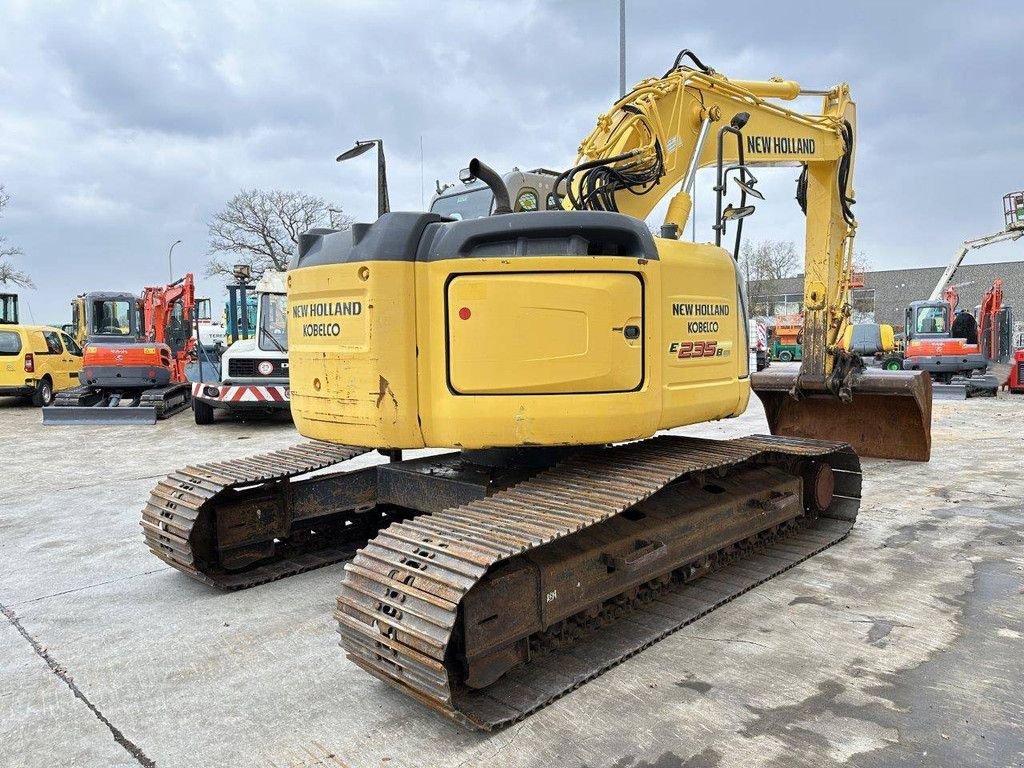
[750, 259, 1024, 328]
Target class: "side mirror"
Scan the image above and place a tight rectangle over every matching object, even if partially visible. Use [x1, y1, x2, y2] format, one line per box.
[733, 175, 764, 200]
[722, 203, 756, 221]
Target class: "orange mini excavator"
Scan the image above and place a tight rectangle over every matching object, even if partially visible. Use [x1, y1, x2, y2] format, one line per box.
[44, 275, 196, 425]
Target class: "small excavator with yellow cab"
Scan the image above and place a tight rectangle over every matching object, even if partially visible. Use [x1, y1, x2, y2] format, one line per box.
[142, 50, 932, 729]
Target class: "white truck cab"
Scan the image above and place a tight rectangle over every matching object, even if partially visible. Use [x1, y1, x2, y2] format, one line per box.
[191, 272, 289, 424]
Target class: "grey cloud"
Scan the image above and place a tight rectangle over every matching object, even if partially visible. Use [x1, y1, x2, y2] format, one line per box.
[0, 0, 1022, 321]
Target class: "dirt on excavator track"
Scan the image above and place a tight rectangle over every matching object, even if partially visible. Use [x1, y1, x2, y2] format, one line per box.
[336, 434, 861, 730]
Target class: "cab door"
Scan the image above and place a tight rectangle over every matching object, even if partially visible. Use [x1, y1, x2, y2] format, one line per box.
[61, 332, 83, 385]
[41, 330, 72, 390]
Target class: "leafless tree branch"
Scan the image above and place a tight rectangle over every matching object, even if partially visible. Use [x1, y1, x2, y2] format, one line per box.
[740, 239, 799, 317]
[206, 189, 353, 279]
[0, 185, 33, 288]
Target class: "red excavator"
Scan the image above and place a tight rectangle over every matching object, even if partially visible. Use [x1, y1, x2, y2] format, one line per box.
[43, 274, 196, 425]
[896, 280, 1005, 398]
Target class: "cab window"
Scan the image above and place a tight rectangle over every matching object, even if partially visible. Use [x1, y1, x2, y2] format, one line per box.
[0, 330, 20, 355]
[514, 188, 539, 212]
[429, 188, 494, 221]
[915, 306, 947, 335]
[62, 333, 83, 356]
[43, 331, 64, 355]
[92, 299, 133, 335]
[196, 298, 212, 322]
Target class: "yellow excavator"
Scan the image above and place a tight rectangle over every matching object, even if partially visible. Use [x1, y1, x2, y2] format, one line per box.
[142, 50, 932, 729]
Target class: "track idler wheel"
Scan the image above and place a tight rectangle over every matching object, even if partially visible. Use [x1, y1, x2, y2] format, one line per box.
[801, 460, 834, 514]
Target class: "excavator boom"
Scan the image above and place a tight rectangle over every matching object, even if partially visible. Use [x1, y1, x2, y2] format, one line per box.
[564, 50, 931, 460]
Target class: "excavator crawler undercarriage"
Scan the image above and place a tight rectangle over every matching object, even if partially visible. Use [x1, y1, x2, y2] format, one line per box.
[143, 432, 860, 728]
[333, 434, 859, 728]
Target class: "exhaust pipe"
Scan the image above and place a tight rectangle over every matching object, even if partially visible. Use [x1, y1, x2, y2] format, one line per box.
[468, 158, 512, 215]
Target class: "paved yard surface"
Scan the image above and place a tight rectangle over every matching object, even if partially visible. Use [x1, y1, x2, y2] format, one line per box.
[1, 391, 1022, 768]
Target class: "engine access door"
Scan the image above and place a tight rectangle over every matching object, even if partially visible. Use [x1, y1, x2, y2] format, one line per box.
[446, 271, 643, 395]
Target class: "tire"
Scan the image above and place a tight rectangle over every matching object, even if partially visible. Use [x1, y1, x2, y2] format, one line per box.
[882, 355, 903, 372]
[779, 350, 794, 362]
[31, 377, 55, 407]
[193, 398, 215, 425]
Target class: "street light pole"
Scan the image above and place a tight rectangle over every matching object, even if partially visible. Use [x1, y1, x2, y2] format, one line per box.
[619, 0, 626, 98]
[168, 239, 181, 282]
[337, 139, 391, 219]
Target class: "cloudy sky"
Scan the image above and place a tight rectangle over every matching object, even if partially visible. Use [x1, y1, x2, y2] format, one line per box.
[1, 0, 1022, 322]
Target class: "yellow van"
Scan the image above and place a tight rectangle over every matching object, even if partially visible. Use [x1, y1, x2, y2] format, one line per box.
[0, 325, 84, 406]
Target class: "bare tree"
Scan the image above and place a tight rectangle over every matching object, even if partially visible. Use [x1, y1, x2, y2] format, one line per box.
[0, 186, 33, 288]
[851, 249, 872, 275]
[740, 239, 799, 317]
[206, 189, 353, 278]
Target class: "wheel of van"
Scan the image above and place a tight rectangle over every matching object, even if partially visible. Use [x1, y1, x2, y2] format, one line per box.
[31, 376, 55, 407]
[193, 398, 215, 425]
[882, 355, 903, 372]
[779, 350, 794, 362]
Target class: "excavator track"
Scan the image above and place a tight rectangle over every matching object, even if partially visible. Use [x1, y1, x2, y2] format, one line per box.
[142, 441, 376, 589]
[140, 382, 191, 419]
[51, 385, 103, 408]
[336, 434, 861, 730]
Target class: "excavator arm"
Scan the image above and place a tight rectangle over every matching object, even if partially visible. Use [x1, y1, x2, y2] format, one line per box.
[141, 273, 197, 378]
[561, 51, 931, 460]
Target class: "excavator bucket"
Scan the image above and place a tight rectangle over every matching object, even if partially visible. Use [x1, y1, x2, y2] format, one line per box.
[751, 368, 932, 461]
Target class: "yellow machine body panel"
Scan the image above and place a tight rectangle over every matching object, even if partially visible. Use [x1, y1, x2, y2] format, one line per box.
[288, 260, 422, 448]
[288, 212, 748, 450]
[446, 271, 643, 395]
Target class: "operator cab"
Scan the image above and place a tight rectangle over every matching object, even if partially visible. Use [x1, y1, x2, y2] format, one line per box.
[83, 292, 142, 342]
[905, 300, 949, 340]
[429, 169, 562, 220]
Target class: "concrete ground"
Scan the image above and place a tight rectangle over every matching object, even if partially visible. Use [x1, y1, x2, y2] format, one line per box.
[1, 386, 1022, 768]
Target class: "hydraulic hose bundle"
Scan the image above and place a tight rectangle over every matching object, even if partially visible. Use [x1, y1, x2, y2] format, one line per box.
[555, 122, 665, 212]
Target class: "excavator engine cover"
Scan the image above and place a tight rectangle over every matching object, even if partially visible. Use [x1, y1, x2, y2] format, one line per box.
[751, 367, 932, 461]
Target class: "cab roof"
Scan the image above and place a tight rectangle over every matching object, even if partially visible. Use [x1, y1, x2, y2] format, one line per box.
[0, 324, 67, 334]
